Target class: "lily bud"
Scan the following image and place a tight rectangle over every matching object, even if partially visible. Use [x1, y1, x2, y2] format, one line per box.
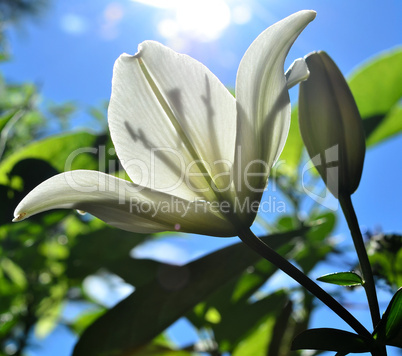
[298, 51, 366, 198]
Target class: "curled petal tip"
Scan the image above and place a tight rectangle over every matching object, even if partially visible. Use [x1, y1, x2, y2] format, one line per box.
[289, 10, 316, 24]
[116, 53, 135, 63]
[13, 212, 27, 222]
[303, 9, 317, 19]
[134, 43, 144, 58]
[134, 41, 155, 58]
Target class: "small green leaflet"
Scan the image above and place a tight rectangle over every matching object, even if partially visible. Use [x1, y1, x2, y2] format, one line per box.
[317, 272, 363, 287]
[291, 328, 371, 353]
[373, 287, 402, 347]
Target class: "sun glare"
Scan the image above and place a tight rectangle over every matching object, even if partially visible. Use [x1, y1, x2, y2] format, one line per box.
[131, 0, 234, 42]
[175, 0, 231, 41]
[131, 0, 179, 8]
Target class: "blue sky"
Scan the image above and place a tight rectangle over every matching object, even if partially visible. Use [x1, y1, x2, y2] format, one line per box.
[2, 0, 402, 355]
[3, 0, 401, 110]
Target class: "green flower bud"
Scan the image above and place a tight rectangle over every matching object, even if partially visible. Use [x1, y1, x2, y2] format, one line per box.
[299, 51, 366, 198]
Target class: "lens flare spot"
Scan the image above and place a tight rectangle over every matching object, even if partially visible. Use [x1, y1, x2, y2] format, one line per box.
[232, 4, 252, 25]
[175, 0, 231, 42]
[133, 0, 231, 42]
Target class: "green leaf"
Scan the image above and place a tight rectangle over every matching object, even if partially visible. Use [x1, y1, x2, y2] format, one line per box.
[39, 240, 69, 260]
[186, 240, 298, 353]
[368, 233, 402, 289]
[66, 224, 150, 281]
[348, 48, 402, 146]
[0, 257, 27, 289]
[35, 302, 64, 339]
[212, 292, 288, 350]
[186, 220, 309, 352]
[187, 216, 332, 353]
[265, 300, 294, 356]
[373, 287, 402, 347]
[0, 131, 103, 184]
[317, 271, 363, 287]
[204, 306, 221, 324]
[294, 212, 337, 274]
[0, 80, 36, 110]
[349, 48, 402, 120]
[72, 229, 305, 356]
[70, 309, 106, 336]
[232, 316, 277, 356]
[130, 342, 194, 356]
[188, 263, 292, 352]
[291, 328, 371, 353]
[308, 212, 337, 240]
[8, 158, 59, 191]
[132, 334, 194, 355]
[366, 105, 402, 147]
[0, 110, 17, 134]
[0, 184, 15, 225]
[35, 282, 67, 338]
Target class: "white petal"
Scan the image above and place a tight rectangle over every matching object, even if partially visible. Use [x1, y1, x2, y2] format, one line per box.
[285, 58, 310, 89]
[234, 10, 316, 209]
[108, 41, 237, 203]
[13, 170, 237, 237]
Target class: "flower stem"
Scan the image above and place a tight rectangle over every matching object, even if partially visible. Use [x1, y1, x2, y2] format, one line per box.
[238, 227, 372, 340]
[339, 194, 381, 329]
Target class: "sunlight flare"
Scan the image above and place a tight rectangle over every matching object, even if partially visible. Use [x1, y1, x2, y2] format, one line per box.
[133, 0, 231, 42]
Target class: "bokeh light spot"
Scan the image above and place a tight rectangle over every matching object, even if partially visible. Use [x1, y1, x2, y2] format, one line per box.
[232, 4, 252, 25]
[133, 0, 231, 42]
[60, 14, 88, 35]
[158, 19, 179, 39]
[175, 0, 231, 42]
[100, 2, 124, 40]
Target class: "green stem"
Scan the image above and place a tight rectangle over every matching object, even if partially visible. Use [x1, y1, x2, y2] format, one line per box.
[238, 227, 372, 340]
[339, 194, 381, 329]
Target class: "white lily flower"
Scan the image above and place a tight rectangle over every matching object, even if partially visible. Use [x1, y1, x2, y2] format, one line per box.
[13, 10, 315, 237]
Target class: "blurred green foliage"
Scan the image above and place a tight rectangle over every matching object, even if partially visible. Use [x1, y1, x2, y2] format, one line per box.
[0, 0, 49, 62]
[0, 0, 49, 23]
